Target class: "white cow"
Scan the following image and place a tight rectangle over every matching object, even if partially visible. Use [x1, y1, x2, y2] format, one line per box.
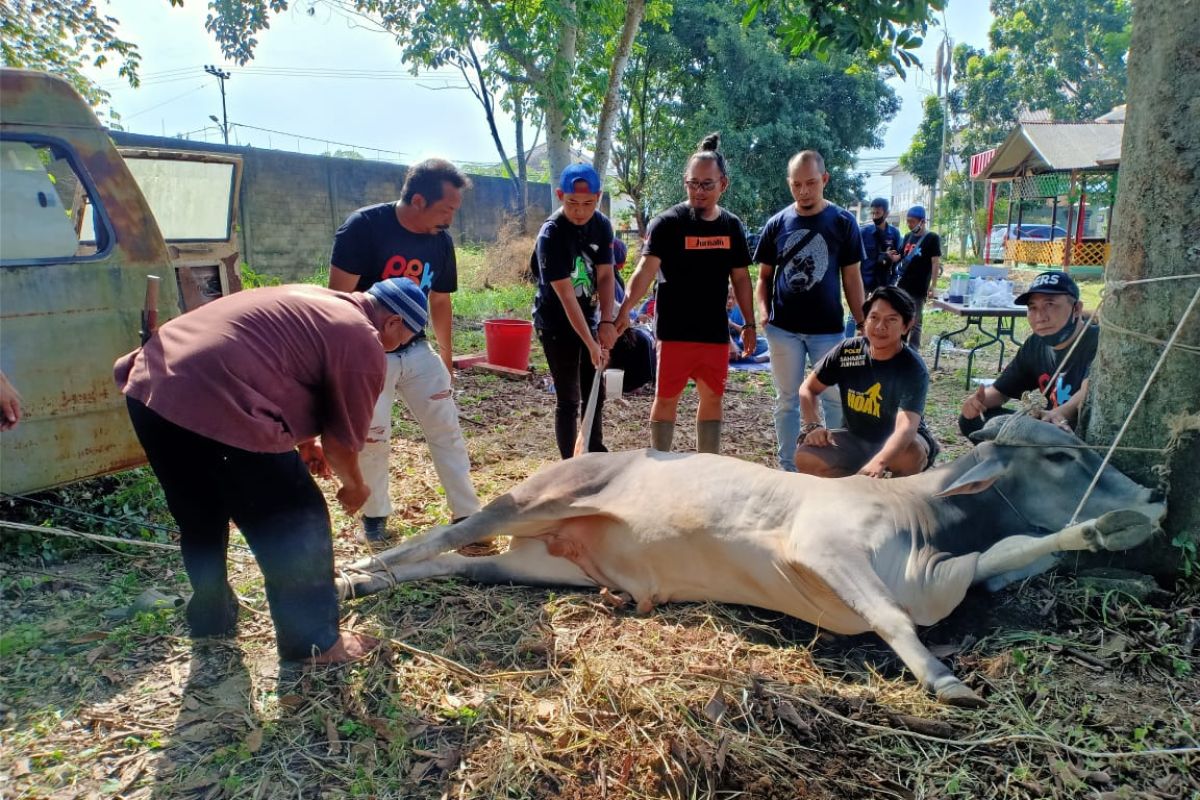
[338, 415, 1165, 706]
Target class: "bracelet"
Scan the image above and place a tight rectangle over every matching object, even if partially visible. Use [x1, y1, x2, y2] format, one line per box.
[599, 320, 616, 327]
[800, 422, 823, 434]
[744, 323, 756, 329]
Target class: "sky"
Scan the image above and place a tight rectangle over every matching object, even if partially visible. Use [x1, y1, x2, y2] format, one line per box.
[86, 0, 994, 193]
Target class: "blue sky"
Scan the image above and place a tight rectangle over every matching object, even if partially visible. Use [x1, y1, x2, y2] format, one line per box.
[87, 0, 993, 196]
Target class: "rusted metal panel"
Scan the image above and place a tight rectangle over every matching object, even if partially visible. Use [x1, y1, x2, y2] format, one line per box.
[0, 70, 182, 494]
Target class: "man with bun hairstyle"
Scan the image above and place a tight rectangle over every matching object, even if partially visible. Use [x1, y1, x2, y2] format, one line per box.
[754, 149, 866, 472]
[329, 158, 483, 543]
[616, 133, 755, 455]
[114, 278, 428, 664]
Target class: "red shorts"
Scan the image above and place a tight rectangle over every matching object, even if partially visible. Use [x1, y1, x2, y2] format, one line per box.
[656, 341, 730, 398]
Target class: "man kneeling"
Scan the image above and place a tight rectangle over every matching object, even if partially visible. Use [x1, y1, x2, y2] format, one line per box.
[795, 286, 938, 478]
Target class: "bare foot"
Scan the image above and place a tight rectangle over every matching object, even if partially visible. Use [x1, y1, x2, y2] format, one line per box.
[308, 630, 380, 665]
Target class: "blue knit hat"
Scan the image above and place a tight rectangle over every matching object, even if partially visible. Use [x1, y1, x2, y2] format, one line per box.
[367, 278, 428, 333]
[907, 205, 926, 220]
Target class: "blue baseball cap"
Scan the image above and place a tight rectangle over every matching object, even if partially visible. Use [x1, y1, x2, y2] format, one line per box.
[366, 278, 428, 333]
[907, 205, 926, 220]
[559, 163, 601, 194]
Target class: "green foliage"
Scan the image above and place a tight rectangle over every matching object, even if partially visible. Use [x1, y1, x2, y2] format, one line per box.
[899, 95, 944, 189]
[634, 1, 898, 225]
[742, 0, 943, 77]
[0, 0, 142, 113]
[240, 263, 282, 288]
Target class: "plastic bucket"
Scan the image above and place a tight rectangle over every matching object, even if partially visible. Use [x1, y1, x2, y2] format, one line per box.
[483, 319, 534, 371]
[604, 368, 624, 399]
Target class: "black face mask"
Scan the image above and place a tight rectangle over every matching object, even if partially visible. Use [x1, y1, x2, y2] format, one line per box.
[1036, 312, 1079, 346]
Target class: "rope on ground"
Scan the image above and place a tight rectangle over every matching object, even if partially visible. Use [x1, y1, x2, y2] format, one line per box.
[0, 519, 181, 552]
[1068, 283, 1200, 526]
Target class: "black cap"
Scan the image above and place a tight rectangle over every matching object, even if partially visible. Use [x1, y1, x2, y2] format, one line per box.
[870, 197, 889, 211]
[1015, 271, 1081, 305]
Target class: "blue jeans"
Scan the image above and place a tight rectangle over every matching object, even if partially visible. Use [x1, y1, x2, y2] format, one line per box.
[764, 324, 844, 471]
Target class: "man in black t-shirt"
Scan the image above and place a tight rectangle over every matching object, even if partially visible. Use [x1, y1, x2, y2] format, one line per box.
[959, 271, 1098, 440]
[893, 205, 942, 350]
[329, 159, 482, 543]
[532, 163, 616, 459]
[753, 150, 866, 471]
[795, 287, 937, 478]
[616, 134, 755, 455]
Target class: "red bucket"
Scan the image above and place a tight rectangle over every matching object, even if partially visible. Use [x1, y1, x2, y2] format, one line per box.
[483, 319, 534, 371]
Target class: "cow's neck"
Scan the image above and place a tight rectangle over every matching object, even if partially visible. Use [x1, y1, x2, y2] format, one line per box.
[894, 451, 1038, 553]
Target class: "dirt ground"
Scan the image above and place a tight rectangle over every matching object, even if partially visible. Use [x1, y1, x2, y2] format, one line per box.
[2, 331, 1198, 799]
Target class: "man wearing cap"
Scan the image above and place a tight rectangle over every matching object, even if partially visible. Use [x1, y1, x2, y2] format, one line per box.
[846, 198, 901, 337]
[114, 279, 428, 664]
[894, 205, 942, 350]
[329, 158, 482, 542]
[959, 270, 1098, 438]
[531, 163, 616, 458]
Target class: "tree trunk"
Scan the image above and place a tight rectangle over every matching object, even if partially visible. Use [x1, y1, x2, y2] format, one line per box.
[1084, 0, 1200, 580]
[513, 85, 529, 233]
[593, 0, 646, 181]
[545, 2, 578, 209]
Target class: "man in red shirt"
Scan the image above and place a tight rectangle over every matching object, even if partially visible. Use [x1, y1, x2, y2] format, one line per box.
[114, 278, 427, 664]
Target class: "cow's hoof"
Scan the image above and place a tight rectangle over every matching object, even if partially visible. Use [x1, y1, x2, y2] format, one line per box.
[336, 571, 389, 601]
[1090, 509, 1155, 552]
[935, 682, 987, 709]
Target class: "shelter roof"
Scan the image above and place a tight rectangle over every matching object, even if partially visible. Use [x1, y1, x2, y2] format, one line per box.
[979, 122, 1124, 180]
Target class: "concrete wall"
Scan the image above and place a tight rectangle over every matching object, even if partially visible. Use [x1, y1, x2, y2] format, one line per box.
[111, 132, 551, 282]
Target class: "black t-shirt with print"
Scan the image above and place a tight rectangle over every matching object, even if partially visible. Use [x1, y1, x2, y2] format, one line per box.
[330, 202, 458, 349]
[531, 208, 614, 333]
[895, 230, 942, 300]
[814, 337, 930, 443]
[643, 203, 752, 344]
[753, 203, 865, 335]
[994, 323, 1098, 409]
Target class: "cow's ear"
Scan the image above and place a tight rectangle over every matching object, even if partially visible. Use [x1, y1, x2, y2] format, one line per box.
[934, 459, 1005, 498]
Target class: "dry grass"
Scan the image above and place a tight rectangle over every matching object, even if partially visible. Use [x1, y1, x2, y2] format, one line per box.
[2, 307, 1198, 799]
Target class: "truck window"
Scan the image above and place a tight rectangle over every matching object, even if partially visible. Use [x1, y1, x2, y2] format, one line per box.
[79, 157, 236, 243]
[0, 139, 110, 263]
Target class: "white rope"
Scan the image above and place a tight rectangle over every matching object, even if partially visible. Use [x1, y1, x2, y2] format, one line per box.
[1068, 283, 1200, 525]
[0, 519, 182, 551]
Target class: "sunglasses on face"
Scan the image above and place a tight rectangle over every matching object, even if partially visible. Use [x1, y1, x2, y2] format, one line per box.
[685, 180, 719, 191]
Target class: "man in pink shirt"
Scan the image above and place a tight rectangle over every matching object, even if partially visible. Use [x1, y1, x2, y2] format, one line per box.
[114, 278, 427, 664]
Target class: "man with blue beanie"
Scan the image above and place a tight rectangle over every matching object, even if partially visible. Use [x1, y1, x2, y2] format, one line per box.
[114, 278, 426, 665]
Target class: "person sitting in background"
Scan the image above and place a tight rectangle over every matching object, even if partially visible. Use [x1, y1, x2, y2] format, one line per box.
[959, 271, 1097, 438]
[795, 286, 938, 478]
[727, 285, 769, 362]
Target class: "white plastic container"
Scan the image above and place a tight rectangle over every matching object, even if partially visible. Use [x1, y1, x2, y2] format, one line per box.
[604, 368, 624, 399]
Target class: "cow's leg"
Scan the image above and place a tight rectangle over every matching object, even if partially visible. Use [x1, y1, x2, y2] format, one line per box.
[337, 538, 598, 600]
[343, 494, 536, 573]
[973, 510, 1156, 586]
[816, 563, 986, 708]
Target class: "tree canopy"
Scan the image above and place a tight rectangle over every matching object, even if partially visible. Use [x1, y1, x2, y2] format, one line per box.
[0, 0, 142, 111]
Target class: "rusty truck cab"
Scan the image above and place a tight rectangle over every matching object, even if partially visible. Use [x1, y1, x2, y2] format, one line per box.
[0, 69, 242, 495]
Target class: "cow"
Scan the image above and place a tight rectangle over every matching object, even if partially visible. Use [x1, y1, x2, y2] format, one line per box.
[336, 414, 1165, 707]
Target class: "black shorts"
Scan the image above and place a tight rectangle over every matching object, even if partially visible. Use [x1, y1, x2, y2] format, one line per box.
[797, 425, 939, 474]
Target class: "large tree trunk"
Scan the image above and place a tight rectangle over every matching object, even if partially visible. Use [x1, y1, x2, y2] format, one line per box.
[592, 0, 646, 181]
[1085, 0, 1200, 579]
[545, 3, 579, 208]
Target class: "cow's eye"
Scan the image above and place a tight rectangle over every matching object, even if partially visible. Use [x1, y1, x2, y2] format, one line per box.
[1045, 451, 1074, 464]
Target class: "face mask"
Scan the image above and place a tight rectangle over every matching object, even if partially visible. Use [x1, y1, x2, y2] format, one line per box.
[1036, 312, 1079, 346]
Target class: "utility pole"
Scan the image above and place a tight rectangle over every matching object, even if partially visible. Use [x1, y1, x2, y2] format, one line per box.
[205, 65, 231, 145]
[932, 35, 952, 226]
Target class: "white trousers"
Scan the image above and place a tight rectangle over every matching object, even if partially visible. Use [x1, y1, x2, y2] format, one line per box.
[359, 340, 482, 520]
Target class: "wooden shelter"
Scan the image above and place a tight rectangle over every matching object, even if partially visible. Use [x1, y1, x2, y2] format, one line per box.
[972, 113, 1124, 273]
